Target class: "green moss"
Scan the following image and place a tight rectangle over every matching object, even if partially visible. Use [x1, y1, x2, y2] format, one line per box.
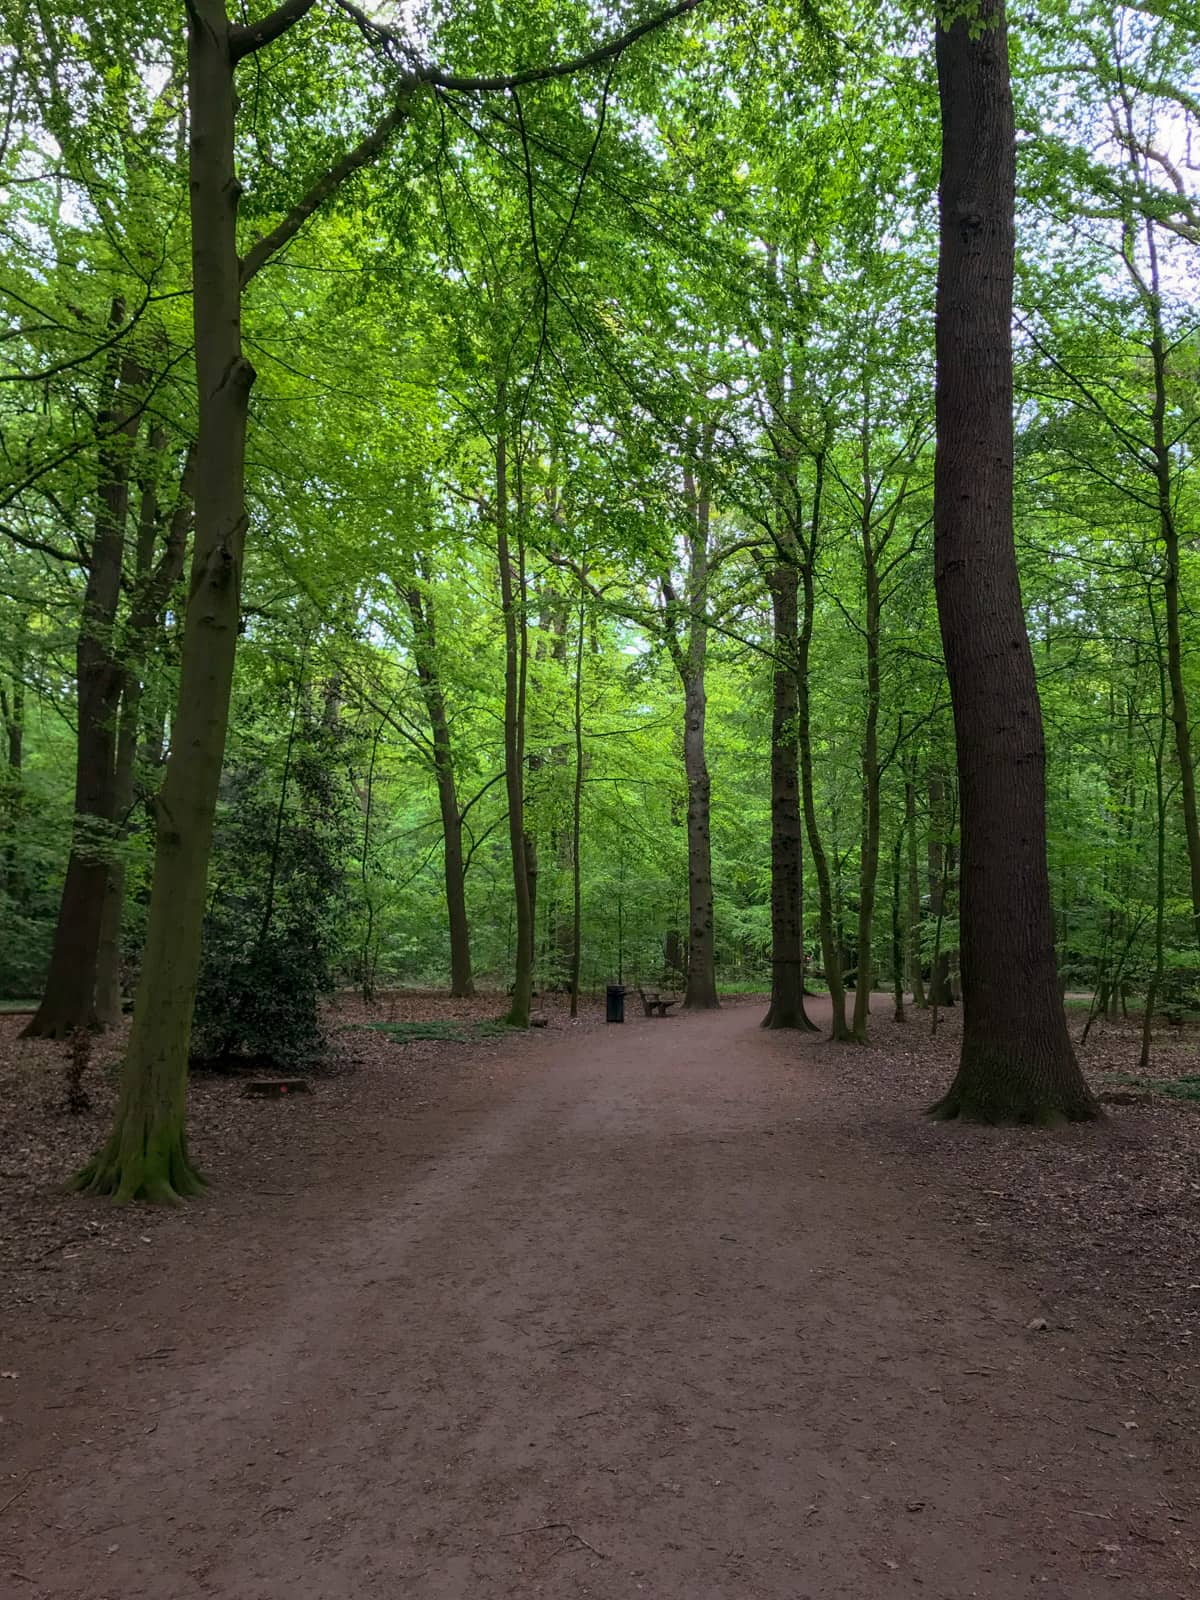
[70, 1121, 207, 1205]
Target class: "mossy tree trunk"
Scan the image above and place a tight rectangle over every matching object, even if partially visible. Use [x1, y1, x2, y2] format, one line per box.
[929, 0, 1098, 1124]
[75, 0, 350, 1199]
[75, 1, 254, 1198]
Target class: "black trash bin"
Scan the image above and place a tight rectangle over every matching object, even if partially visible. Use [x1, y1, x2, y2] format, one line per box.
[605, 983, 626, 1024]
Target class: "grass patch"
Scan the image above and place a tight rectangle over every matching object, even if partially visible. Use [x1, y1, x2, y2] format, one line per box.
[365, 1019, 510, 1045]
[0, 999, 38, 1014]
[1116, 1074, 1200, 1103]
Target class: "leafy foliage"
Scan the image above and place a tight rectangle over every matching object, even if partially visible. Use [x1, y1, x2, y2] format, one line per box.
[191, 677, 357, 1071]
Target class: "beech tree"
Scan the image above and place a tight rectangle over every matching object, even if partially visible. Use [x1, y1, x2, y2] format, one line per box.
[928, 0, 1098, 1122]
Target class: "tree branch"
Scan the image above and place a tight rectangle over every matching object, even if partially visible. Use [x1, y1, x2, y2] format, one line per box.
[229, 0, 319, 62]
[239, 95, 416, 286]
[334, 0, 703, 90]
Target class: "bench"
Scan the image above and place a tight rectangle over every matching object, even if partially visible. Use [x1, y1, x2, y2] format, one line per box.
[637, 988, 679, 1018]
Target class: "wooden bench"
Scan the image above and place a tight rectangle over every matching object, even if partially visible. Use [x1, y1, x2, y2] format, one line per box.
[637, 988, 679, 1018]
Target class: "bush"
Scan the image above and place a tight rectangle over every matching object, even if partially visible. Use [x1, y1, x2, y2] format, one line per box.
[192, 683, 355, 1072]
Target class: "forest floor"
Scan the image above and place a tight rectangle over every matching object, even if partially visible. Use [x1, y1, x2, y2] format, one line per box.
[2, 991, 1199, 1598]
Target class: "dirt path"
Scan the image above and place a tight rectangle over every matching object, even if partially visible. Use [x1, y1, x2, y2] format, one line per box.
[3, 1001, 1196, 1598]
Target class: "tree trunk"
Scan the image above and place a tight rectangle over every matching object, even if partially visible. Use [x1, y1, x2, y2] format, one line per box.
[926, 770, 955, 1008]
[891, 827, 906, 1022]
[1140, 608, 1169, 1071]
[1, 634, 25, 905]
[1152, 334, 1200, 950]
[928, 0, 1098, 1123]
[24, 333, 143, 1039]
[95, 437, 194, 1025]
[762, 553, 815, 1030]
[680, 462, 718, 1010]
[904, 768, 926, 1006]
[405, 576, 474, 997]
[496, 419, 534, 1028]
[797, 451, 849, 1040]
[74, 1, 252, 1197]
[569, 576, 585, 1017]
[851, 516, 881, 1042]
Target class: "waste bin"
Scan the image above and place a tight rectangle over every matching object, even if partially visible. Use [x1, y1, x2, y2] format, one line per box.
[605, 983, 626, 1024]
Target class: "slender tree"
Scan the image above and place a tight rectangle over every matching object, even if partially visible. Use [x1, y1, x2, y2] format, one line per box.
[403, 566, 474, 998]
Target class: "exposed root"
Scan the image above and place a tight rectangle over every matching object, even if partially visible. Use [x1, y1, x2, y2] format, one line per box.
[70, 1129, 207, 1205]
[927, 1089, 1091, 1128]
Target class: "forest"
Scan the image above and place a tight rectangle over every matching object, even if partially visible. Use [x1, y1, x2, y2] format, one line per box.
[1, 0, 1198, 1207]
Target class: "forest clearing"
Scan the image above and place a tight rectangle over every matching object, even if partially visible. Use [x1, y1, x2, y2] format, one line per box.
[3, 0, 1200, 1592]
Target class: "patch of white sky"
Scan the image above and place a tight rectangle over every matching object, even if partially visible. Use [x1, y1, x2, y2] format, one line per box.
[1018, 3, 1198, 306]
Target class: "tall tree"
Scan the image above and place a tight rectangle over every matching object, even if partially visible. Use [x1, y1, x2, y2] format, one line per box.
[403, 566, 475, 998]
[23, 337, 145, 1039]
[761, 541, 816, 1030]
[928, 0, 1098, 1122]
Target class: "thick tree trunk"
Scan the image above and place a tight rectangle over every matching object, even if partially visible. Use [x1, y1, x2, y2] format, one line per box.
[929, 0, 1098, 1123]
[75, 1, 252, 1197]
[763, 554, 815, 1030]
[24, 335, 142, 1039]
[405, 578, 474, 997]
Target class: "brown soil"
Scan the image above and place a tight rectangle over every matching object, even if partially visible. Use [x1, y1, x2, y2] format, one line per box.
[2, 994, 1198, 1598]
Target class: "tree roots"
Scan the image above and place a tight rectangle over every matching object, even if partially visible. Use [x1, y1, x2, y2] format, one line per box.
[70, 1129, 207, 1205]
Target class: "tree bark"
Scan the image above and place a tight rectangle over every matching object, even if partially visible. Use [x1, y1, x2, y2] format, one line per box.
[891, 826, 906, 1022]
[926, 769, 955, 1008]
[851, 442, 882, 1042]
[570, 574, 586, 1017]
[929, 0, 1098, 1123]
[796, 450, 849, 1039]
[1151, 321, 1200, 950]
[95, 436, 194, 1025]
[24, 329, 143, 1039]
[904, 766, 926, 1006]
[405, 573, 474, 997]
[496, 415, 534, 1028]
[679, 459, 718, 1009]
[762, 551, 815, 1030]
[74, 1, 252, 1197]
[1, 629, 25, 906]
